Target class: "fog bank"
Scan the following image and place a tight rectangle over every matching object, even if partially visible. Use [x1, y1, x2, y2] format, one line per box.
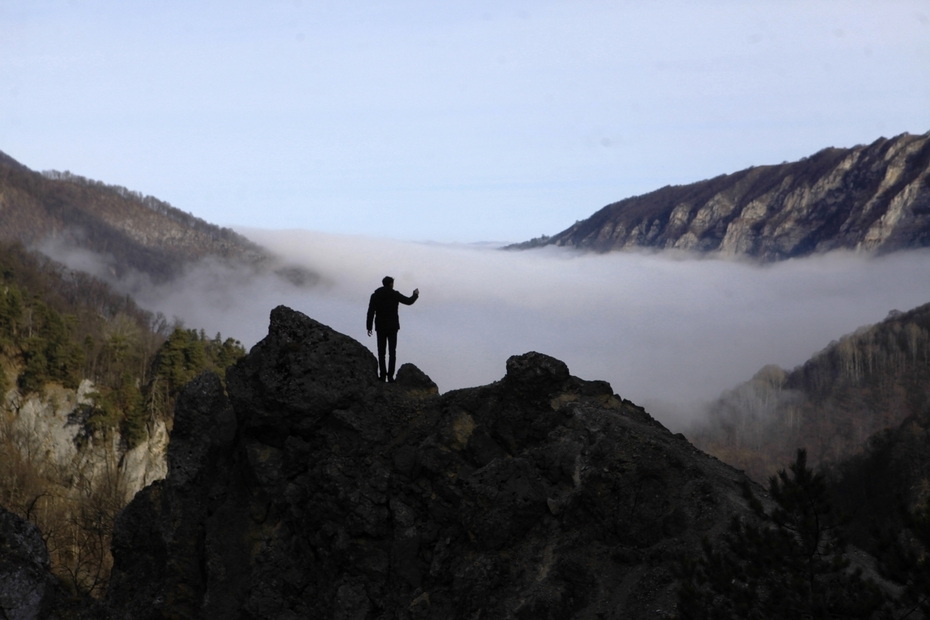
[76, 230, 930, 431]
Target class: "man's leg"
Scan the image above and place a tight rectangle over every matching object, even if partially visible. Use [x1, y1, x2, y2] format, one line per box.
[376, 331, 388, 380]
[386, 330, 398, 381]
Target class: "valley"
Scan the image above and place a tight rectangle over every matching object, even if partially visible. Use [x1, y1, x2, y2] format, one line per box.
[1, 135, 929, 617]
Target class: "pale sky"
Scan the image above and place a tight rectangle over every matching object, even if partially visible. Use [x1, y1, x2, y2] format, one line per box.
[2, 1, 928, 243]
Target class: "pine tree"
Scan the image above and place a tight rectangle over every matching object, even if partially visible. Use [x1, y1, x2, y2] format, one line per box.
[874, 494, 930, 618]
[677, 449, 887, 619]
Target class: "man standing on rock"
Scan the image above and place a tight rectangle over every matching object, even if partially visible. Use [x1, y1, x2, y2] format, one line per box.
[367, 276, 419, 383]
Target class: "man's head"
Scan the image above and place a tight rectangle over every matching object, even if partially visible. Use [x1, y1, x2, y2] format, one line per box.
[382, 276, 394, 288]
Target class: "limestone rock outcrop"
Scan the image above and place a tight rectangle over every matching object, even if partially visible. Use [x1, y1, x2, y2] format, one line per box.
[1, 379, 168, 503]
[98, 305, 757, 619]
[518, 131, 930, 260]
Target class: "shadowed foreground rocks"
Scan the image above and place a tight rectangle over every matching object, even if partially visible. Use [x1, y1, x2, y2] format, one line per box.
[3, 305, 759, 619]
[0, 505, 91, 619]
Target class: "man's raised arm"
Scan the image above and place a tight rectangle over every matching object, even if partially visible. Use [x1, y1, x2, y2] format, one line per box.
[399, 288, 419, 305]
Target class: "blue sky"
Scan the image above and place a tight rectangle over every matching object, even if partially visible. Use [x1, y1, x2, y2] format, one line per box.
[2, 0, 928, 243]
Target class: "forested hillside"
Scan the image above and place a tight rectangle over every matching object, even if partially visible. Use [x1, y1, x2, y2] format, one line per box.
[826, 406, 930, 616]
[827, 403, 930, 546]
[0, 150, 266, 282]
[688, 301, 930, 482]
[0, 240, 245, 596]
[0, 240, 244, 437]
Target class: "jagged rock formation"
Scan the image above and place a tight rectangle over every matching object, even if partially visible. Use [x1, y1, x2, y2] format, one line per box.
[514, 131, 930, 260]
[98, 306, 760, 619]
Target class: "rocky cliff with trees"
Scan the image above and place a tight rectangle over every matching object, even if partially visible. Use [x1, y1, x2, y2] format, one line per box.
[688, 301, 930, 483]
[513, 131, 930, 260]
[0, 240, 244, 597]
[0, 307, 768, 618]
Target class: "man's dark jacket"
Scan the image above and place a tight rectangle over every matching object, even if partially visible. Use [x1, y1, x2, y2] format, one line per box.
[367, 287, 418, 332]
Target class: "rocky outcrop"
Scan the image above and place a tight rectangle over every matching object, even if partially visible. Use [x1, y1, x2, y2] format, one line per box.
[0, 506, 73, 620]
[100, 306, 759, 619]
[515, 131, 930, 260]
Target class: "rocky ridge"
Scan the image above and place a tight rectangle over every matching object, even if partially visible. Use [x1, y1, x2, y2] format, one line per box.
[93, 306, 761, 619]
[516, 131, 930, 260]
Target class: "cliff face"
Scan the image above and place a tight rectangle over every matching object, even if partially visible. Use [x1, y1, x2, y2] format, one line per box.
[98, 306, 758, 619]
[523, 131, 930, 260]
[2, 379, 168, 503]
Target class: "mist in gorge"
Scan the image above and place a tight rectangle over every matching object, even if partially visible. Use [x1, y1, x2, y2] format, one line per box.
[81, 228, 930, 431]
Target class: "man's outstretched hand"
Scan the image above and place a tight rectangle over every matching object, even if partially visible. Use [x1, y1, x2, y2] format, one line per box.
[414, 288, 420, 296]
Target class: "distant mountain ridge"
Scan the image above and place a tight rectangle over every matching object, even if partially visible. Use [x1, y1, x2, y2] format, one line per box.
[514, 131, 930, 260]
[40, 168, 259, 254]
[0, 151, 268, 282]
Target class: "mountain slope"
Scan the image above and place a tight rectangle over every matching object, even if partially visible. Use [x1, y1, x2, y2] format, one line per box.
[515, 131, 930, 260]
[688, 301, 930, 481]
[0, 152, 267, 282]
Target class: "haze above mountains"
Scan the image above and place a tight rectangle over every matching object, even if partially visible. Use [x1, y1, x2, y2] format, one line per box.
[2, 134, 930, 426]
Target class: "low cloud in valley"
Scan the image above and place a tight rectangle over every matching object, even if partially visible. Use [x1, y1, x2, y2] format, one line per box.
[43, 230, 930, 431]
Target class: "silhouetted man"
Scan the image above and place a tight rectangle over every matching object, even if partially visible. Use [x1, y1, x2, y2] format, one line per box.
[367, 276, 419, 383]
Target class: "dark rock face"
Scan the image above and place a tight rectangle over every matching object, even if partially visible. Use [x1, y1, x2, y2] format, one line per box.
[103, 305, 756, 619]
[515, 131, 930, 260]
[0, 506, 68, 620]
